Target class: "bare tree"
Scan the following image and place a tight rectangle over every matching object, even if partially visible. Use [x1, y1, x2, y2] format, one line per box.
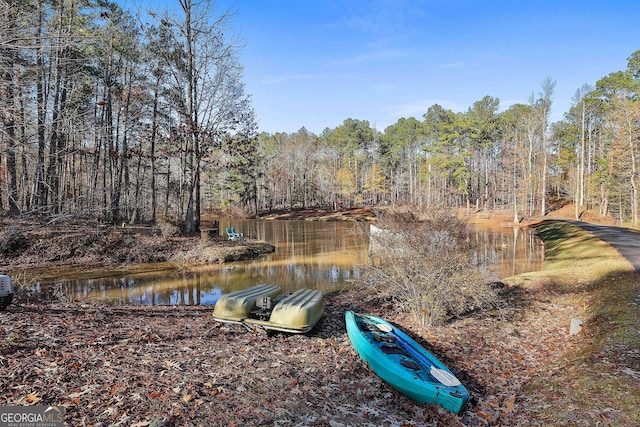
[0, 0, 28, 216]
[531, 78, 556, 217]
[149, 0, 253, 232]
[606, 97, 640, 226]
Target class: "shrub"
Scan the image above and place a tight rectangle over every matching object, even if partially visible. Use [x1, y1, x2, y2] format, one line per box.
[157, 218, 181, 238]
[366, 208, 499, 327]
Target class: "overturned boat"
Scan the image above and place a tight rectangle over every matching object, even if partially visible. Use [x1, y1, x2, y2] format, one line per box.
[213, 284, 324, 334]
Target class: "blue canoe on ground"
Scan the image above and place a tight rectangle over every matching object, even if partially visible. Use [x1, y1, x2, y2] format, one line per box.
[345, 311, 469, 414]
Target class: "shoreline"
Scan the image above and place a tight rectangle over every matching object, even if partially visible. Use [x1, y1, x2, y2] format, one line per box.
[1, 221, 275, 276]
[1, 204, 618, 273]
[1, 218, 639, 424]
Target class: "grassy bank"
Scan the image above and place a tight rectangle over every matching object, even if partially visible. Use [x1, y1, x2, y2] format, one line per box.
[504, 221, 640, 426]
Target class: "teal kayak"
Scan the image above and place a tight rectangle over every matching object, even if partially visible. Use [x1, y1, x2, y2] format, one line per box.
[345, 311, 469, 414]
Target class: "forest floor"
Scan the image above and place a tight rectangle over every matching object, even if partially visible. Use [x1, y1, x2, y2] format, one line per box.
[0, 217, 275, 276]
[0, 283, 586, 427]
[1, 205, 639, 426]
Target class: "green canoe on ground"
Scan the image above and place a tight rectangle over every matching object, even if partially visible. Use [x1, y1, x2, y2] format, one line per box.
[212, 284, 282, 323]
[213, 284, 324, 334]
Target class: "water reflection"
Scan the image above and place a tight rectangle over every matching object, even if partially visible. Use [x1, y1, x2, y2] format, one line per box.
[38, 220, 543, 305]
[475, 226, 545, 280]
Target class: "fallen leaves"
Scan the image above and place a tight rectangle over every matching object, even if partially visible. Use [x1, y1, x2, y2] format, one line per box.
[0, 289, 585, 426]
[25, 392, 41, 404]
[503, 395, 516, 413]
[68, 386, 94, 399]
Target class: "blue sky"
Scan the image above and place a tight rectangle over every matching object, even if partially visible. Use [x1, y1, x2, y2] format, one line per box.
[123, 0, 640, 135]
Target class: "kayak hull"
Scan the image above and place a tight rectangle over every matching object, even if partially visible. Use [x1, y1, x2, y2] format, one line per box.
[247, 288, 324, 333]
[345, 311, 469, 414]
[213, 285, 324, 334]
[212, 284, 282, 322]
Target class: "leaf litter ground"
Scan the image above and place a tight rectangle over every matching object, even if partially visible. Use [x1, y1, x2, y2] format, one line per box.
[1, 286, 582, 427]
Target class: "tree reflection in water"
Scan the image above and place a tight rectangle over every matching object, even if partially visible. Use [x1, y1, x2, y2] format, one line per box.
[38, 220, 543, 305]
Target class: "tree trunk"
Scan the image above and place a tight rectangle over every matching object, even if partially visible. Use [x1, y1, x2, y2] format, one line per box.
[3, 68, 20, 216]
[35, 5, 48, 209]
[46, 68, 66, 212]
[150, 73, 160, 224]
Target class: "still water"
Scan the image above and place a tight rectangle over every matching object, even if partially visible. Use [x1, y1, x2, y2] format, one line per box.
[40, 220, 544, 305]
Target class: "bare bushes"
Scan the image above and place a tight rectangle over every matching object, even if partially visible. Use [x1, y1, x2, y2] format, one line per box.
[157, 217, 182, 237]
[366, 209, 499, 327]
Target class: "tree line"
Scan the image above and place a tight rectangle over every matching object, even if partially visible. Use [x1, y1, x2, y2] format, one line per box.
[257, 52, 640, 226]
[1, 0, 639, 230]
[0, 0, 255, 233]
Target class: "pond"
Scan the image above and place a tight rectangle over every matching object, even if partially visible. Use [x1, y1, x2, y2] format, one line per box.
[29, 219, 544, 305]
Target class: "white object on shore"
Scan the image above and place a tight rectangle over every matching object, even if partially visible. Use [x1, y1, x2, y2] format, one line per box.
[570, 318, 583, 336]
